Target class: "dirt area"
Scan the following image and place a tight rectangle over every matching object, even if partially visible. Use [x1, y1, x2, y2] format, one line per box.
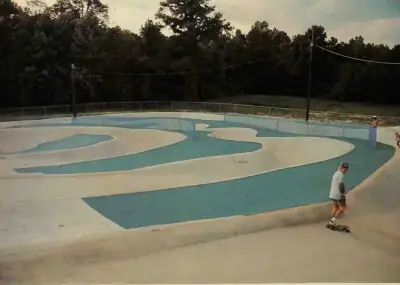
[213, 95, 400, 116]
[212, 95, 400, 126]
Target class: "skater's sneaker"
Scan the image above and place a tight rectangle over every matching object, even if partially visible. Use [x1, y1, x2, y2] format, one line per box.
[329, 220, 336, 226]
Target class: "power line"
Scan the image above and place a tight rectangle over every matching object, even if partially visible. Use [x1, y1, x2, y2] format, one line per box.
[315, 44, 400, 65]
[79, 44, 400, 77]
[82, 54, 293, 76]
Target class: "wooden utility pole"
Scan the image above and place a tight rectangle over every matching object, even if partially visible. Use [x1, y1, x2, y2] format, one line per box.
[305, 27, 315, 122]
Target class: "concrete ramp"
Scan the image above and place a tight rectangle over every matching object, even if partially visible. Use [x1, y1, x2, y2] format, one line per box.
[345, 127, 400, 254]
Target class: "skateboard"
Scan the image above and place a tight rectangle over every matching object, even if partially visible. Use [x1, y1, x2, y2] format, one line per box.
[326, 224, 350, 233]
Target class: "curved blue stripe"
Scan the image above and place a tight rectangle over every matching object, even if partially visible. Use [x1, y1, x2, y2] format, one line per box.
[1, 134, 112, 155]
[84, 138, 394, 229]
[15, 131, 262, 174]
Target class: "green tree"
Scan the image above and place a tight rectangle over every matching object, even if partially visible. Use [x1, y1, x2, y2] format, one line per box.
[155, 0, 232, 100]
[49, 0, 108, 25]
[1, 0, 400, 109]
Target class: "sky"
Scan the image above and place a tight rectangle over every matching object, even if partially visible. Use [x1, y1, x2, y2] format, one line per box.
[16, 0, 400, 47]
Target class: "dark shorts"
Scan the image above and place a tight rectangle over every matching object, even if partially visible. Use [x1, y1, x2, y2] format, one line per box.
[331, 197, 346, 207]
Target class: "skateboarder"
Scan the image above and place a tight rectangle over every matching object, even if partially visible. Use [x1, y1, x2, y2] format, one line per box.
[328, 162, 349, 226]
[396, 131, 400, 148]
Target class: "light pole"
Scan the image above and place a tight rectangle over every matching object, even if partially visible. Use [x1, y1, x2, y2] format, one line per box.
[305, 28, 315, 122]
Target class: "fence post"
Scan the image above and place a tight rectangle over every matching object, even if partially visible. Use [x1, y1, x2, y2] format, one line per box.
[369, 126, 377, 148]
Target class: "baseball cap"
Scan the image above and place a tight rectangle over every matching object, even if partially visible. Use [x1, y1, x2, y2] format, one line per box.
[340, 162, 349, 169]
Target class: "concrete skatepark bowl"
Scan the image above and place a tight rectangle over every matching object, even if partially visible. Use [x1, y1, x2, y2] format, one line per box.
[0, 112, 399, 283]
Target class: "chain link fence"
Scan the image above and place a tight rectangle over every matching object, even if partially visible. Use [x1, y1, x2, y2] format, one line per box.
[0, 101, 399, 127]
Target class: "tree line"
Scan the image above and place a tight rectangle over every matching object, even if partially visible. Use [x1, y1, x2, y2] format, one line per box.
[1, 0, 399, 108]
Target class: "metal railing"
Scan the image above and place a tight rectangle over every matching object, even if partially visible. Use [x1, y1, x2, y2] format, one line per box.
[0, 101, 399, 127]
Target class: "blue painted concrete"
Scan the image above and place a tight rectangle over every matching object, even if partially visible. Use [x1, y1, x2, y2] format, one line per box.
[13, 116, 302, 174]
[85, 138, 394, 229]
[15, 131, 261, 174]
[0, 134, 112, 155]
[10, 115, 395, 229]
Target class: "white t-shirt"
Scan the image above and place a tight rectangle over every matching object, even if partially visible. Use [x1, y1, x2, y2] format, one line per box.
[329, 170, 344, 200]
